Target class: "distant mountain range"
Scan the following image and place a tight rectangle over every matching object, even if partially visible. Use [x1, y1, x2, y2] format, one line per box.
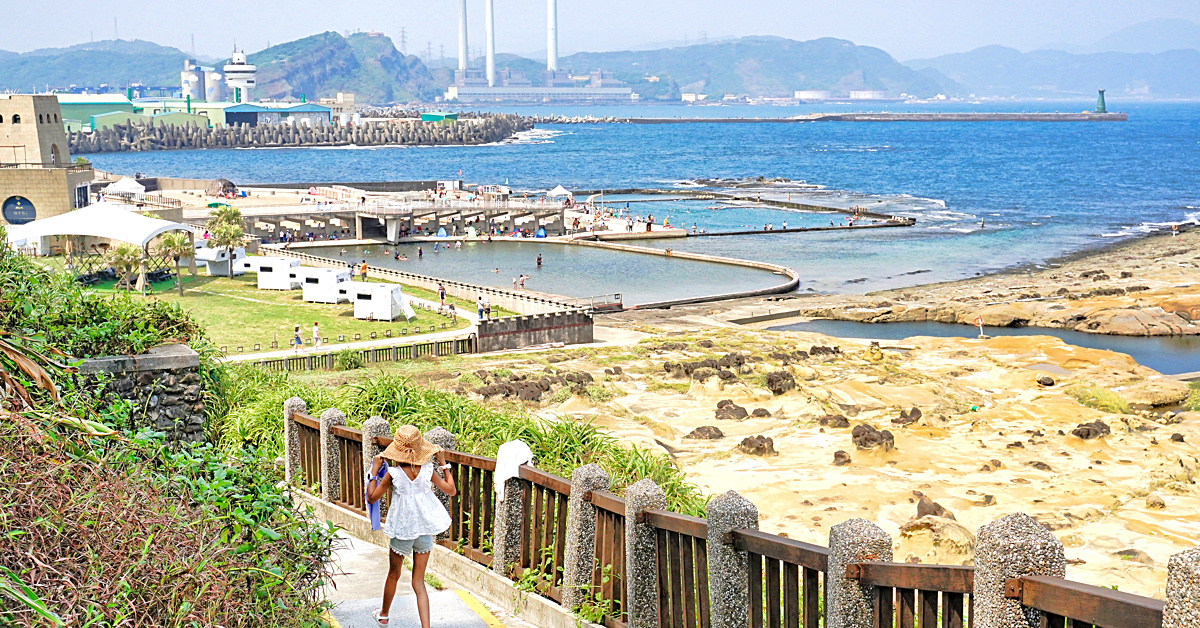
[5, 20, 1200, 103]
[906, 46, 1200, 99]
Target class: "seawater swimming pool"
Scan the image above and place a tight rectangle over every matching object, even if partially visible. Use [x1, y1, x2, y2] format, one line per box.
[306, 239, 787, 305]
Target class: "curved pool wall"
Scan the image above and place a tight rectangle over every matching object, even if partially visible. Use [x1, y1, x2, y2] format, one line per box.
[769, 319, 1200, 375]
[302, 239, 792, 306]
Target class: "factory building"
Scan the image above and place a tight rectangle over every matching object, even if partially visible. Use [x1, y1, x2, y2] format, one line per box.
[445, 0, 634, 103]
[223, 103, 332, 127]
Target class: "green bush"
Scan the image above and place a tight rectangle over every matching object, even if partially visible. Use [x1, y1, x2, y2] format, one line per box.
[335, 348, 367, 371]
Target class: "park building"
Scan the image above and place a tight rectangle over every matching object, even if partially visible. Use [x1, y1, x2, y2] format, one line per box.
[0, 95, 94, 228]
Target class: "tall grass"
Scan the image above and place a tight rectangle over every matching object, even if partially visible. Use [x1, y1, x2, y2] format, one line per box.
[1067, 385, 1132, 415]
[218, 371, 708, 515]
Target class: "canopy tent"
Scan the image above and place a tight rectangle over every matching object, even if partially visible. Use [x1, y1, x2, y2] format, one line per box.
[207, 178, 238, 196]
[6, 202, 196, 293]
[6, 202, 193, 248]
[106, 177, 146, 194]
[546, 185, 573, 198]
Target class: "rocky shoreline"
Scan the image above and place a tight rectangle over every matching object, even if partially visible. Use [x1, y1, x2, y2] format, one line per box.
[773, 228, 1200, 336]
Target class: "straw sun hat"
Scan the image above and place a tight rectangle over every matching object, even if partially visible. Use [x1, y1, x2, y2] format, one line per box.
[380, 425, 441, 466]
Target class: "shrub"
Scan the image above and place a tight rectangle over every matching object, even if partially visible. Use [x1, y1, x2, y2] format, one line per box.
[335, 349, 367, 371]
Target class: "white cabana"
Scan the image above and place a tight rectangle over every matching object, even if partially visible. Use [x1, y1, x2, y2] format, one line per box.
[235, 256, 301, 290]
[194, 239, 245, 277]
[546, 185, 573, 198]
[300, 267, 352, 304]
[348, 283, 416, 322]
[107, 177, 146, 195]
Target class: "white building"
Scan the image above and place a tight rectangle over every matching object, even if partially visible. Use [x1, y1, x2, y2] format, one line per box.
[194, 239, 245, 276]
[235, 256, 302, 290]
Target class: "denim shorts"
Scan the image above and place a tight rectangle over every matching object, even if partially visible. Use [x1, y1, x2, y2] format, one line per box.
[389, 534, 434, 557]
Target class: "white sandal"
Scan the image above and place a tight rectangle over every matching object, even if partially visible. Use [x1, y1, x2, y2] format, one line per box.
[373, 608, 389, 625]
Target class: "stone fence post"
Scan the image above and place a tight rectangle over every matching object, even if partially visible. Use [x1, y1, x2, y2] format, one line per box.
[361, 415, 390, 519]
[972, 512, 1065, 628]
[319, 408, 346, 503]
[625, 478, 666, 628]
[560, 464, 611, 610]
[491, 475, 526, 577]
[827, 519, 893, 628]
[283, 397, 306, 484]
[707, 490, 759, 628]
[1164, 546, 1200, 628]
[425, 427, 457, 541]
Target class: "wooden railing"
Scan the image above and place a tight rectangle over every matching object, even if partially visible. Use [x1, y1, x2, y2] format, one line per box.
[294, 413, 321, 489]
[734, 529, 828, 628]
[285, 411, 1169, 628]
[516, 465, 571, 602]
[646, 510, 710, 628]
[588, 490, 629, 628]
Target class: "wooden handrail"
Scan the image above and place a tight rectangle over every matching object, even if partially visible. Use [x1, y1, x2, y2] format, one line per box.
[519, 465, 572, 495]
[330, 425, 363, 442]
[584, 489, 626, 515]
[292, 412, 320, 429]
[731, 528, 829, 572]
[1005, 575, 1164, 628]
[640, 508, 708, 539]
[845, 562, 974, 593]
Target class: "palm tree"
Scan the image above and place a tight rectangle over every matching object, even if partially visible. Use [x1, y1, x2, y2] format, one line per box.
[156, 232, 192, 296]
[208, 222, 244, 279]
[106, 243, 142, 292]
[211, 205, 242, 227]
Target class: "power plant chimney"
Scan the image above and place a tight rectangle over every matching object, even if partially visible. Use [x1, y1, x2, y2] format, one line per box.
[547, 0, 558, 71]
[485, 0, 496, 86]
[458, 0, 469, 71]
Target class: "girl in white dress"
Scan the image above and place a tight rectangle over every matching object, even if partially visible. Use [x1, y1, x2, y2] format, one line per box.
[367, 426, 457, 626]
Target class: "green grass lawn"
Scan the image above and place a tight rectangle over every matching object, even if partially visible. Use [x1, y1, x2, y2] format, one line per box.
[80, 271, 470, 354]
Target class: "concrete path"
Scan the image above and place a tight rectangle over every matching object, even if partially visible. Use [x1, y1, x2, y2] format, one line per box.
[323, 533, 523, 628]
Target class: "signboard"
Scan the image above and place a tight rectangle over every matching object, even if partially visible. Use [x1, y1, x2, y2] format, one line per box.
[2, 196, 36, 225]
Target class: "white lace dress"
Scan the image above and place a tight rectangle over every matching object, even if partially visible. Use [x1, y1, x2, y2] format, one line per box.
[381, 462, 452, 541]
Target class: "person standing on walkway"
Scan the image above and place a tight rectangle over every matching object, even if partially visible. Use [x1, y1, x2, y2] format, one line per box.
[477, 296, 485, 320]
[438, 283, 446, 306]
[293, 324, 303, 354]
[312, 322, 321, 349]
[367, 426, 456, 628]
[483, 296, 491, 319]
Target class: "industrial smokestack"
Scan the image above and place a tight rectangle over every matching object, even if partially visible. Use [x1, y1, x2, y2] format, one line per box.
[547, 0, 558, 72]
[485, 0, 496, 86]
[458, 0, 469, 71]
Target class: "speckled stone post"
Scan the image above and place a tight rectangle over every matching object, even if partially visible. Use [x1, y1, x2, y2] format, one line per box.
[1163, 546, 1200, 628]
[424, 427, 457, 541]
[560, 464, 611, 610]
[973, 512, 1065, 628]
[282, 397, 307, 484]
[491, 477, 525, 577]
[707, 490, 759, 628]
[319, 408, 346, 503]
[827, 519, 893, 628]
[361, 416, 390, 519]
[625, 478, 666, 628]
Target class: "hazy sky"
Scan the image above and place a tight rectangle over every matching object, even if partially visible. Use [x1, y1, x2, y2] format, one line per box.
[7, 0, 1200, 60]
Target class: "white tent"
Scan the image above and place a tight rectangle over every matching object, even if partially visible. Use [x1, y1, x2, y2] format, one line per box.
[299, 267, 352, 304]
[6, 201, 192, 248]
[546, 185, 573, 198]
[107, 177, 146, 194]
[236, 256, 301, 290]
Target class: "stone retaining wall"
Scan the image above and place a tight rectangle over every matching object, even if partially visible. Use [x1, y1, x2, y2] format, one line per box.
[78, 344, 205, 442]
[476, 311, 594, 352]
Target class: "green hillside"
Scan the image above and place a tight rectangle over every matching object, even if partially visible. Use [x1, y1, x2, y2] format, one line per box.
[0, 39, 185, 90]
[243, 32, 435, 104]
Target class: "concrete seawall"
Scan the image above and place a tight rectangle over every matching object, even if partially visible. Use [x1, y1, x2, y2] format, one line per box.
[565, 239, 801, 308]
[476, 311, 594, 352]
[618, 112, 1128, 123]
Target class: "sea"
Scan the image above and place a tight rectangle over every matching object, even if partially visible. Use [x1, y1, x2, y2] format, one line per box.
[91, 101, 1200, 296]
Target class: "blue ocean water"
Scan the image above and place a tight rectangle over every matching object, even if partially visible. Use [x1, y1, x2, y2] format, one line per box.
[91, 101, 1200, 293]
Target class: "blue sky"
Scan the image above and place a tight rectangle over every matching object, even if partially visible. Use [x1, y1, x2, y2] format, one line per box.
[8, 0, 1200, 60]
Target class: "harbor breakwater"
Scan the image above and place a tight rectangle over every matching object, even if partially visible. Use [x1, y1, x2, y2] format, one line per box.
[532, 112, 1127, 124]
[68, 114, 533, 154]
